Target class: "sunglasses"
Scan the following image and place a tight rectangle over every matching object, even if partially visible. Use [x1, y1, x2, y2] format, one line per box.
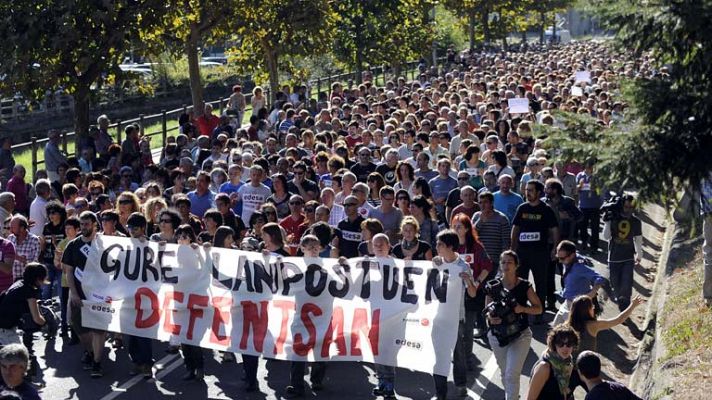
[555, 341, 575, 348]
[121, 174, 131, 178]
[458, 177, 469, 181]
[289, 201, 303, 206]
[119, 199, 132, 205]
[294, 171, 305, 175]
[344, 203, 358, 207]
[160, 219, 172, 223]
[304, 207, 315, 213]
[101, 218, 115, 223]
[397, 197, 409, 201]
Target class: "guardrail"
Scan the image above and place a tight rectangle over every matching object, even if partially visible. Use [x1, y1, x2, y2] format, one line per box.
[11, 58, 437, 181]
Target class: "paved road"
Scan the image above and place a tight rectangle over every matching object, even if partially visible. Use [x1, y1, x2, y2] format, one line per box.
[28, 207, 662, 399]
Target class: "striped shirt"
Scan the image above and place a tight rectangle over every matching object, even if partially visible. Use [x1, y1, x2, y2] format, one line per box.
[472, 210, 511, 264]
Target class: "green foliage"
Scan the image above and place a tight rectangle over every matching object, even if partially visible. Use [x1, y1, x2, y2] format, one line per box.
[544, 0, 712, 203]
[333, 0, 435, 76]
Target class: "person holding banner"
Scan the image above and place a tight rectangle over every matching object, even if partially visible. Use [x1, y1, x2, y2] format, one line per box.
[486, 250, 543, 400]
[124, 212, 155, 379]
[261, 223, 290, 257]
[61, 211, 107, 378]
[284, 235, 328, 398]
[432, 229, 479, 400]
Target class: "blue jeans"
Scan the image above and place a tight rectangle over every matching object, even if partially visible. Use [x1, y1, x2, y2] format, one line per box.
[42, 266, 62, 300]
[128, 335, 153, 365]
[609, 259, 634, 311]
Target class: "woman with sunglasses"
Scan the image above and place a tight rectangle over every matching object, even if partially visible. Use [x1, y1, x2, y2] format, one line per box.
[115, 192, 140, 229]
[143, 197, 167, 237]
[260, 204, 279, 224]
[261, 222, 290, 257]
[241, 211, 266, 251]
[149, 209, 181, 244]
[366, 172, 385, 208]
[527, 324, 580, 400]
[41, 201, 66, 300]
[409, 195, 439, 249]
[394, 189, 412, 216]
[486, 250, 542, 400]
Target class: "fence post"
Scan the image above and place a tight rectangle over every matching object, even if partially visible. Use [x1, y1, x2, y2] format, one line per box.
[161, 110, 168, 147]
[139, 114, 145, 136]
[61, 131, 68, 153]
[116, 119, 122, 144]
[316, 78, 321, 99]
[182, 104, 188, 116]
[31, 136, 37, 181]
[382, 65, 387, 86]
[327, 76, 332, 98]
[219, 97, 225, 115]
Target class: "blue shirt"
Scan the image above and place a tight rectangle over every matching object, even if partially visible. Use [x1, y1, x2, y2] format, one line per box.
[576, 171, 602, 209]
[187, 190, 216, 218]
[219, 181, 244, 215]
[493, 191, 524, 222]
[560, 255, 606, 301]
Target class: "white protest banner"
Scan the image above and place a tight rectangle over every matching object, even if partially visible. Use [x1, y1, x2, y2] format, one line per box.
[508, 98, 530, 114]
[570, 86, 583, 97]
[575, 70, 591, 83]
[80, 236, 464, 376]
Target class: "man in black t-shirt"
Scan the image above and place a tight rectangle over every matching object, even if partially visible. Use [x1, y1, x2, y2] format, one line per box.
[61, 210, 106, 377]
[511, 180, 559, 322]
[350, 148, 377, 183]
[288, 161, 320, 202]
[336, 195, 365, 258]
[577, 351, 643, 400]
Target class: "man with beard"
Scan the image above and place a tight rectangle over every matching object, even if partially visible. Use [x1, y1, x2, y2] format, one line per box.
[61, 211, 107, 377]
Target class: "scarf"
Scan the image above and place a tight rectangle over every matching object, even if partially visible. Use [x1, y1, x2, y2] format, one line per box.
[542, 349, 574, 399]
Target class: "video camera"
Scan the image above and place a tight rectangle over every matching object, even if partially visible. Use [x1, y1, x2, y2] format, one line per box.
[484, 279, 526, 346]
[600, 193, 623, 222]
[21, 299, 60, 339]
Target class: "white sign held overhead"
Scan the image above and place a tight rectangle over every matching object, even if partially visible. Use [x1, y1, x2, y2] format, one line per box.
[575, 71, 591, 83]
[571, 86, 583, 97]
[508, 98, 530, 114]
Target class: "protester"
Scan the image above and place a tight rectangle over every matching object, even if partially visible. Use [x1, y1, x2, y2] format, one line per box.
[0, 344, 41, 400]
[527, 324, 580, 400]
[576, 351, 643, 400]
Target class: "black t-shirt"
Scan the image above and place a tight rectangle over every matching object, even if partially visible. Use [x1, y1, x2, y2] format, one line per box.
[0, 280, 40, 329]
[337, 216, 365, 258]
[446, 187, 462, 210]
[61, 236, 92, 300]
[198, 231, 214, 244]
[512, 201, 558, 251]
[586, 381, 642, 400]
[287, 179, 319, 198]
[222, 211, 246, 238]
[42, 223, 65, 265]
[375, 163, 397, 186]
[350, 162, 377, 183]
[392, 241, 432, 261]
[0, 381, 41, 400]
[608, 215, 642, 262]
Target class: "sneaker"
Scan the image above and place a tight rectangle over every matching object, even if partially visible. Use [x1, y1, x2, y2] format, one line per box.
[456, 386, 467, 397]
[142, 364, 153, 379]
[284, 385, 304, 398]
[91, 362, 103, 378]
[473, 328, 486, 339]
[81, 352, 93, 370]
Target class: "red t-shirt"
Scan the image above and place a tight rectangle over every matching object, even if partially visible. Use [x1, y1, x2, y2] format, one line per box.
[0, 238, 17, 292]
[196, 114, 220, 136]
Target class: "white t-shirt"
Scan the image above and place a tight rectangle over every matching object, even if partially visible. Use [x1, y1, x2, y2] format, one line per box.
[29, 196, 48, 236]
[237, 183, 272, 223]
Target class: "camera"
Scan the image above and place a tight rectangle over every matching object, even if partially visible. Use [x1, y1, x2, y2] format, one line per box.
[484, 279, 526, 346]
[21, 299, 60, 339]
[600, 194, 623, 221]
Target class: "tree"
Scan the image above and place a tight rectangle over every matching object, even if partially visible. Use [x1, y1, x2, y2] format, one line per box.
[228, 0, 337, 103]
[0, 0, 165, 141]
[333, 0, 434, 83]
[540, 0, 712, 203]
[149, 0, 233, 116]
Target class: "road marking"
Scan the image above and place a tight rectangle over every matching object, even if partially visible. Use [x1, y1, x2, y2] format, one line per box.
[468, 354, 499, 399]
[98, 354, 179, 400]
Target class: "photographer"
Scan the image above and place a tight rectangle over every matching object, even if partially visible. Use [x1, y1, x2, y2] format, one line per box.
[602, 194, 642, 312]
[0, 263, 47, 346]
[486, 250, 543, 400]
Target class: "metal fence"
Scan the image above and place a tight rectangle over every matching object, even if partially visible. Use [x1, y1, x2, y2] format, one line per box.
[12, 58, 431, 181]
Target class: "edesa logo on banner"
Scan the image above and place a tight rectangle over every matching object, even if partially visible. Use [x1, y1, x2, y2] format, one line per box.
[80, 236, 463, 376]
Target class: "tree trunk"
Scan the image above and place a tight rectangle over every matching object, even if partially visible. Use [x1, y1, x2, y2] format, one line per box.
[468, 11, 476, 51]
[521, 30, 527, 44]
[481, 9, 491, 44]
[72, 82, 91, 156]
[355, 30, 364, 84]
[539, 11, 546, 44]
[264, 47, 280, 105]
[552, 16, 558, 43]
[186, 23, 204, 117]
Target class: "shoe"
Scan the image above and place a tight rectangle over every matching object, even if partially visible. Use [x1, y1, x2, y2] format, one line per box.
[91, 362, 103, 378]
[545, 304, 559, 314]
[195, 368, 204, 381]
[142, 364, 153, 379]
[284, 385, 304, 398]
[373, 383, 395, 398]
[473, 328, 486, 339]
[129, 364, 142, 376]
[456, 386, 467, 397]
[81, 352, 93, 370]
[466, 354, 479, 371]
[311, 381, 324, 391]
[182, 371, 196, 381]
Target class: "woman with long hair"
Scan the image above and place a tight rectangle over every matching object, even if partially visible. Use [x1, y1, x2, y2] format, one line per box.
[412, 176, 434, 202]
[450, 213, 494, 357]
[115, 192, 140, 233]
[261, 222, 290, 256]
[366, 172, 385, 208]
[358, 218, 384, 257]
[41, 201, 67, 300]
[143, 197, 167, 237]
[393, 162, 416, 197]
[266, 174, 290, 219]
[486, 250, 542, 400]
[459, 144, 486, 190]
[409, 195, 439, 249]
[392, 216, 432, 260]
[395, 189, 411, 216]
